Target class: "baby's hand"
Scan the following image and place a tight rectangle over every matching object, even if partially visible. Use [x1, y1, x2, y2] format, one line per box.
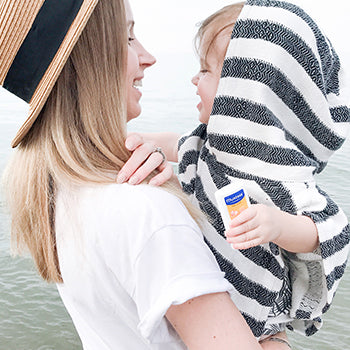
[117, 133, 174, 186]
[225, 204, 283, 249]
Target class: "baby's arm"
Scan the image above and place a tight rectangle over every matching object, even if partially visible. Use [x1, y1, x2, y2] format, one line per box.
[117, 132, 180, 185]
[225, 204, 319, 253]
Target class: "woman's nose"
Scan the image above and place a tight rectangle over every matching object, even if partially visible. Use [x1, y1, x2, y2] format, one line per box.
[138, 44, 156, 68]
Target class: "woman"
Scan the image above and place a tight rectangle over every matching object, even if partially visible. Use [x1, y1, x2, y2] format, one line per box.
[1, 0, 264, 348]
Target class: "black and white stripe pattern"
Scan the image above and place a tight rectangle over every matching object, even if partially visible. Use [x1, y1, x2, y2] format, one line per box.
[178, 0, 350, 338]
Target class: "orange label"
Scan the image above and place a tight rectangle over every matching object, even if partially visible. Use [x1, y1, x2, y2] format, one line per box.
[224, 189, 249, 219]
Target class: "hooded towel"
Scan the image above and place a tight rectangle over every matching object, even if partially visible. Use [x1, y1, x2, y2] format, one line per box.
[178, 0, 350, 337]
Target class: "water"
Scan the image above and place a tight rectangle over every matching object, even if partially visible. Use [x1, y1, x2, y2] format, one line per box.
[1, 53, 349, 349]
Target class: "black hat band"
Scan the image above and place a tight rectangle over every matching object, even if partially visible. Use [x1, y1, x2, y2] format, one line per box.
[3, 0, 84, 103]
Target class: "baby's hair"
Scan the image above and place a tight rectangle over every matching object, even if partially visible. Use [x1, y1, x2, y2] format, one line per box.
[195, 2, 245, 66]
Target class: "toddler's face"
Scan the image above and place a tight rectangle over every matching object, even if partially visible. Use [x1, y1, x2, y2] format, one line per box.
[191, 31, 230, 124]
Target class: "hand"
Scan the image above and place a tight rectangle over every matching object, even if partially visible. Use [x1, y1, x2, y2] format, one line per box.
[225, 204, 283, 250]
[117, 133, 174, 186]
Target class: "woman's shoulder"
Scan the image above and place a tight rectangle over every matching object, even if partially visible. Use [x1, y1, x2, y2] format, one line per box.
[116, 184, 196, 225]
[91, 182, 186, 208]
[59, 181, 178, 200]
[58, 182, 198, 231]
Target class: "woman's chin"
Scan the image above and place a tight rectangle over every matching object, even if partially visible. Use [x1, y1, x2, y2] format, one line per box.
[126, 107, 142, 121]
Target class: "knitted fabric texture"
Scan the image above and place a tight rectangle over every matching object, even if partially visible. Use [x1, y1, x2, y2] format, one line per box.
[178, 0, 350, 338]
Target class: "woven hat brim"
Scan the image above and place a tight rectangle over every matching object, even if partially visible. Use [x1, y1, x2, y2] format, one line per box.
[11, 0, 99, 148]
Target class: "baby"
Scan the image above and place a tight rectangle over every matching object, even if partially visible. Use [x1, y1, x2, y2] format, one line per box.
[120, 0, 350, 348]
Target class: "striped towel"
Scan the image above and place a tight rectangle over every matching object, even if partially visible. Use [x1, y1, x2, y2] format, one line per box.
[178, 0, 350, 338]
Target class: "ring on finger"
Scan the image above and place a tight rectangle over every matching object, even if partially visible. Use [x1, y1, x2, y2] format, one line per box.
[152, 147, 166, 165]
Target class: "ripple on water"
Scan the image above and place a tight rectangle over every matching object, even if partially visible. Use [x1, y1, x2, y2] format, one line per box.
[0, 252, 82, 349]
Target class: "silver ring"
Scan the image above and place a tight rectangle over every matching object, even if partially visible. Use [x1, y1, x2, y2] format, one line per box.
[152, 147, 166, 165]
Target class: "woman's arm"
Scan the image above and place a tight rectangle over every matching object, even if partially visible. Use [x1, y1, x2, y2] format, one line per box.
[166, 292, 262, 350]
[117, 132, 180, 185]
[225, 204, 319, 253]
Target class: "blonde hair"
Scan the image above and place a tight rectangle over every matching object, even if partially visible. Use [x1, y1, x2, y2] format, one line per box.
[3, 0, 128, 283]
[3, 0, 202, 283]
[195, 2, 245, 67]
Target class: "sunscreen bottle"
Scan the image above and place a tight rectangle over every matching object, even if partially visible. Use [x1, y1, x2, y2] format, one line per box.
[215, 183, 250, 230]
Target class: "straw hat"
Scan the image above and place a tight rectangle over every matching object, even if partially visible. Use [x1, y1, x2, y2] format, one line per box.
[0, 0, 99, 148]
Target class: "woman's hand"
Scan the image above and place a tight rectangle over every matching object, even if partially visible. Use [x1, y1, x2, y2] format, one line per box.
[117, 133, 174, 186]
[225, 204, 283, 250]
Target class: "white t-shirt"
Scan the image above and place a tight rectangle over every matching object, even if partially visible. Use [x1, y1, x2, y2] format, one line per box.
[56, 183, 233, 349]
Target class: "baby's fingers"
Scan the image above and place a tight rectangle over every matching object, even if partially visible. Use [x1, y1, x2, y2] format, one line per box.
[229, 206, 256, 228]
[226, 217, 256, 238]
[226, 230, 263, 250]
[231, 237, 263, 250]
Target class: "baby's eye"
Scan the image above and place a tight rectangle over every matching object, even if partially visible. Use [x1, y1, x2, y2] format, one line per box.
[200, 69, 208, 74]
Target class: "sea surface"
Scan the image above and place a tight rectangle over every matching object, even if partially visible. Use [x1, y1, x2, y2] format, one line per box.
[0, 53, 349, 349]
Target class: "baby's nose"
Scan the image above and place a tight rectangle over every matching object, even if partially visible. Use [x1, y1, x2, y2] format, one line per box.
[191, 74, 199, 86]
